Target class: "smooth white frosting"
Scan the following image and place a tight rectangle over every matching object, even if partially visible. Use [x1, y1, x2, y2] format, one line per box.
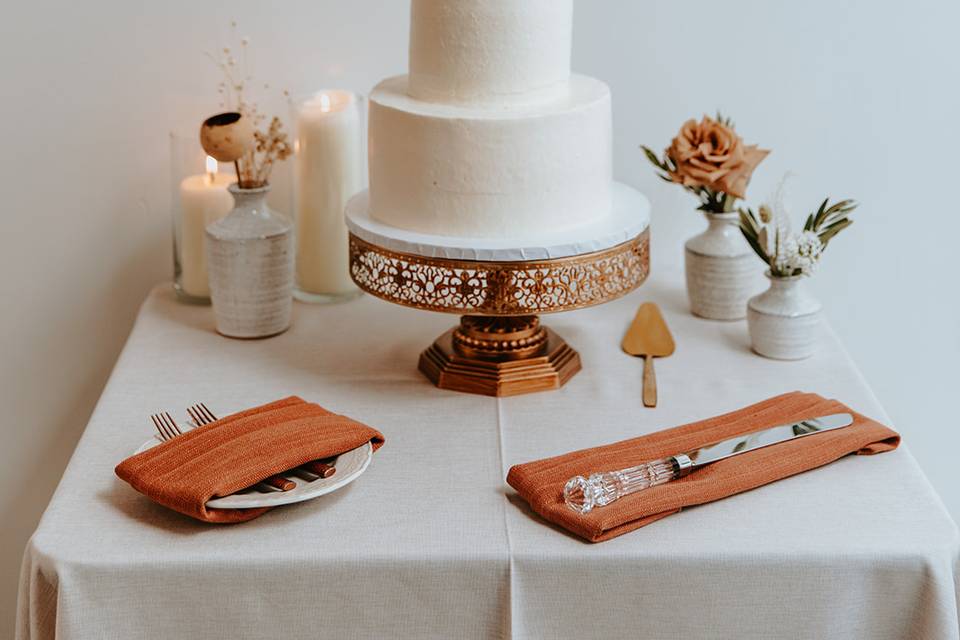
[368, 74, 612, 238]
[408, 0, 573, 106]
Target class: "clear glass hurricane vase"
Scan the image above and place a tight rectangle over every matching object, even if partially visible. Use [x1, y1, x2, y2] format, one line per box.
[169, 132, 234, 304]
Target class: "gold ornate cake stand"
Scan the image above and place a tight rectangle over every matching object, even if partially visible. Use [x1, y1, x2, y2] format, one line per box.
[348, 228, 650, 397]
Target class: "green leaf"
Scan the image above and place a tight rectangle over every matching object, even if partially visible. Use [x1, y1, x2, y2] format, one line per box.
[738, 214, 755, 241]
[825, 199, 856, 214]
[738, 208, 769, 263]
[818, 218, 853, 245]
[812, 198, 829, 228]
[741, 227, 768, 263]
[715, 111, 735, 129]
[721, 192, 739, 212]
[640, 145, 667, 171]
[822, 216, 851, 231]
[821, 202, 857, 228]
[810, 198, 858, 232]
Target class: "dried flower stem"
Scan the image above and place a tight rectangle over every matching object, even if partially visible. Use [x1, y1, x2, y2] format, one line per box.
[207, 22, 291, 189]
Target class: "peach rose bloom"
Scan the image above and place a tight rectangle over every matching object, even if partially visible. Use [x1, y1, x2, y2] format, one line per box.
[666, 116, 769, 199]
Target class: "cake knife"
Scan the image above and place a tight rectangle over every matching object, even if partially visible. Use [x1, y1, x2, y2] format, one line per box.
[563, 412, 854, 514]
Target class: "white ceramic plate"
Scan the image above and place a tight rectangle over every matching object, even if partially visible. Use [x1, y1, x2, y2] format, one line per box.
[133, 436, 373, 509]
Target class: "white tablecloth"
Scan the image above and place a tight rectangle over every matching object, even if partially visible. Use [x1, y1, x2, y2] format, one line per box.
[17, 268, 960, 639]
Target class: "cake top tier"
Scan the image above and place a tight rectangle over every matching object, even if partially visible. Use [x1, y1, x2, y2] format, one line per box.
[408, 0, 574, 106]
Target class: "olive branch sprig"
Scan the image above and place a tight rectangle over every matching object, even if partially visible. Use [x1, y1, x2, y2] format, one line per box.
[739, 198, 858, 277]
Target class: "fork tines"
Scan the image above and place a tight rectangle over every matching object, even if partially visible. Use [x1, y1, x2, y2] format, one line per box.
[187, 403, 218, 426]
[184, 401, 297, 492]
[151, 412, 183, 442]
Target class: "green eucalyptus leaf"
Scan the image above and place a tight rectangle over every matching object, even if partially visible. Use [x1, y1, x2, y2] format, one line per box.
[641, 146, 665, 170]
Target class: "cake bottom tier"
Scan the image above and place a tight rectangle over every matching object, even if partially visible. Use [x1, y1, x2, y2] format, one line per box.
[368, 74, 612, 238]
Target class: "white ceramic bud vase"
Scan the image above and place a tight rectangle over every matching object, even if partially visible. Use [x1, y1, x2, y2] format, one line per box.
[684, 212, 757, 320]
[747, 273, 822, 360]
[206, 184, 294, 339]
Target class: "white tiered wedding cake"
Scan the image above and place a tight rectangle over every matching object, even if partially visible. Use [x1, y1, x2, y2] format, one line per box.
[367, 0, 614, 239]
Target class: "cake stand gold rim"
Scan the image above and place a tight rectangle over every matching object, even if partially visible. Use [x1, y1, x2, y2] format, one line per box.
[348, 227, 650, 316]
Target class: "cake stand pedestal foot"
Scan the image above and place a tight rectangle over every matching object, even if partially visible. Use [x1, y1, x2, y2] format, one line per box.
[418, 315, 582, 397]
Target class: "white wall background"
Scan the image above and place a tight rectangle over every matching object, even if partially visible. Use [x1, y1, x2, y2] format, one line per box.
[1, 0, 957, 633]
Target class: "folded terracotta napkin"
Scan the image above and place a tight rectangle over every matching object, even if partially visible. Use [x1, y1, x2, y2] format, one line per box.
[116, 396, 385, 524]
[506, 392, 899, 542]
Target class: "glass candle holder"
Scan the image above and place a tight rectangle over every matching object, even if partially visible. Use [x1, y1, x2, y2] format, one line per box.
[169, 131, 235, 304]
[292, 90, 365, 304]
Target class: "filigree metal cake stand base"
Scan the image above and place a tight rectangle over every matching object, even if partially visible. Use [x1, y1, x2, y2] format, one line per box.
[348, 229, 650, 397]
[419, 315, 581, 397]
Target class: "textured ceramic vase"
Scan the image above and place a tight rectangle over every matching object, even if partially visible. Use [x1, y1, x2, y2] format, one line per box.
[684, 212, 757, 320]
[747, 273, 822, 360]
[206, 184, 294, 338]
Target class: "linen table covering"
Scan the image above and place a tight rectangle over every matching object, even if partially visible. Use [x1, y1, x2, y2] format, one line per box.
[17, 268, 960, 638]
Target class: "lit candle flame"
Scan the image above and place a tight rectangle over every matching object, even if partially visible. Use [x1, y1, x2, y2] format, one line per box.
[320, 93, 332, 113]
[205, 155, 218, 183]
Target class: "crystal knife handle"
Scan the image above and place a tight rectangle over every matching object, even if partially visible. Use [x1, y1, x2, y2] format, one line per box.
[563, 454, 693, 514]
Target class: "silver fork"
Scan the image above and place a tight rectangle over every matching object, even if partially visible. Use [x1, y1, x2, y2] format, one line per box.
[185, 402, 218, 428]
[186, 403, 299, 490]
[151, 409, 293, 493]
[151, 411, 183, 442]
[188, 403, 336, 480]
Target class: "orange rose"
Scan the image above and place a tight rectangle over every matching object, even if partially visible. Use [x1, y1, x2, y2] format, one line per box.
[666, 116, 768, 199]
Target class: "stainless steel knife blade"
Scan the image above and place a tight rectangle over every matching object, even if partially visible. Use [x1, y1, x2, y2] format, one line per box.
[681, 412, 854, 469]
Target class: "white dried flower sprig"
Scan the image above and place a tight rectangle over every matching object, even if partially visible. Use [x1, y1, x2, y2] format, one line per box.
[204, 21, 292, 188]
[740, 175, 857, 278]
[250, 116, 292, 186]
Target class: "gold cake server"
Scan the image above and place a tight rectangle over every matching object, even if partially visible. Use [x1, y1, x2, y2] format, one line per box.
[622, 302, 675, 407]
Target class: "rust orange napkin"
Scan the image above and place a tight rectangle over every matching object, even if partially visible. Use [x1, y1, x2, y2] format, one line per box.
[506, 392, 899, 542]
[115, 396, 385, 524]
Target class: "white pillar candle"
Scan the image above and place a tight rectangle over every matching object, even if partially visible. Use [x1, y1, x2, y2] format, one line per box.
[178, 156, 234, 298]
[295, 90, 363, 296]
